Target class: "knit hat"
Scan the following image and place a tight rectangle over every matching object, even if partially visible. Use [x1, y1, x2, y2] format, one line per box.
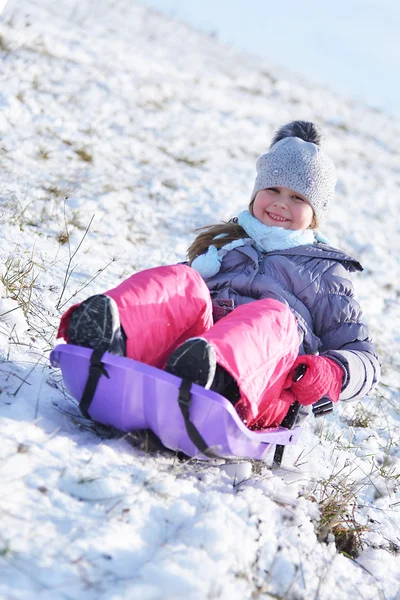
[250, 135, 337, 225]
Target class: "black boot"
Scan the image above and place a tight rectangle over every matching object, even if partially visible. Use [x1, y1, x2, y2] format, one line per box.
[165, 338, 216, 388]
[210, 365, 241, 406]
[67, 294, 126, 356]
[165, 338, 240, 404]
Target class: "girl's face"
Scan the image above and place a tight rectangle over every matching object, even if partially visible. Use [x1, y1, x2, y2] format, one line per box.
[252, 187, 314, 231]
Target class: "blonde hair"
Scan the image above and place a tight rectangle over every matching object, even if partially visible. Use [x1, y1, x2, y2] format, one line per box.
[187, 199, 317, 264]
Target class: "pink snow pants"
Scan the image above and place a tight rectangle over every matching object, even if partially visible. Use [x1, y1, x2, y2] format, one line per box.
[58, 265, 300, 429]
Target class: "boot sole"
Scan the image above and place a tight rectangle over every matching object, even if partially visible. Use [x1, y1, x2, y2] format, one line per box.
[68, 294, 119, 353]
[165, 338, 217, 389]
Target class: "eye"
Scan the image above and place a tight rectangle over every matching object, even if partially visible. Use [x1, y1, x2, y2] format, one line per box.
[269, 187, 279, 194]
[293, 195, 305, 202]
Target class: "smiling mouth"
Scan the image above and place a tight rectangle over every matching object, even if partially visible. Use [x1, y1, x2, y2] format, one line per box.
[267, 211, 289, 223]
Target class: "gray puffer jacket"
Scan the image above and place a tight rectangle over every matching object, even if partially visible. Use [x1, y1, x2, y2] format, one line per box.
[202, 242, 380, 402]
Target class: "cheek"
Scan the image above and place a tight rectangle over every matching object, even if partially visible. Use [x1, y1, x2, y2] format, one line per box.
[255, 192, 268, 204]
[296, 204, 314, 225]
[253, 195, 268, 214]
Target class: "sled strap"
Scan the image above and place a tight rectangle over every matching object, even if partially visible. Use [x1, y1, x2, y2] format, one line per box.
[177, 379, 222, 459]
[80, 349, 110, 418]
[272, 401, 301, 468]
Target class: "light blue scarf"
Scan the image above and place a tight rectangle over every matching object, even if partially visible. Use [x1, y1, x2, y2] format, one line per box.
[237, 209, 315, 251]
[192, 210, 320, 279]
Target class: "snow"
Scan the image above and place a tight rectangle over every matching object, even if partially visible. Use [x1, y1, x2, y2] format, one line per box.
[139, 0, 400, 120]
[0, 1, 399, 599]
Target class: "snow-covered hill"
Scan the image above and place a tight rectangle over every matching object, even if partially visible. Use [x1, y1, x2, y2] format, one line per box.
[0, 1, 399, 598]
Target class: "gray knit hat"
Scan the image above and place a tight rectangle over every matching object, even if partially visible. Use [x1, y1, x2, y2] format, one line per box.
[250, 136, 337, 225]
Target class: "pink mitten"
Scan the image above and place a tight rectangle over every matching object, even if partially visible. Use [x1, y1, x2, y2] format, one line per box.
[284, 355, 344, 406]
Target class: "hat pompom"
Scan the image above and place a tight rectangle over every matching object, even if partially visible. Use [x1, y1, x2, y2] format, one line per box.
[270, 120, 323, 148]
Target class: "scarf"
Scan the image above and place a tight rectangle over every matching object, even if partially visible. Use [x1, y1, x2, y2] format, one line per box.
[192, 210, 319, 279]
[237, 210, 315, 251]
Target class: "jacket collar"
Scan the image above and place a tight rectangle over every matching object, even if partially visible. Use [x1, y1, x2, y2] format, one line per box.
[235, 242, 363, 272]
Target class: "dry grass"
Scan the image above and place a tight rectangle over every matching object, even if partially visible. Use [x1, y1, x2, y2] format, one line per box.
[0, 34, 11, 52]
[345, 404, 377, 428]
[1, 252, 39, 317]
[316, 493, 367, 557]
[74, 147, 93, 163]
[309, 465, 369, 558]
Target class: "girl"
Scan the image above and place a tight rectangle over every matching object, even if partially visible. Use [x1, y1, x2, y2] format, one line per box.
[57, 121, 380, 430]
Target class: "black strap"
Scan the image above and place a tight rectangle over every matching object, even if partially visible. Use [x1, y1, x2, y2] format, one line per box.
[177, 378, 222, 459]
[272, 401, 301, 468]
[272, 395, 334, 467]
[80, 349, 109, 418]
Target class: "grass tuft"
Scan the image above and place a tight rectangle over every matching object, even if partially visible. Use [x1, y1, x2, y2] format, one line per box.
[0, 35, 10, 52]
[345, 404, 376, 428]
[331, 523, 366, 557]
[74, 148, 93, 163]
[0, 542, 11, 557]
[1, 253, 39, 317]
[37, 147, 50, 160]
[57, 231, 70, 245]
[310, 469, 367, 558]
[44, 185, 66, 198]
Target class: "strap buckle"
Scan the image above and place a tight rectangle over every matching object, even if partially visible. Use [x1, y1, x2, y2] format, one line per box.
[312, 396, 333, 418]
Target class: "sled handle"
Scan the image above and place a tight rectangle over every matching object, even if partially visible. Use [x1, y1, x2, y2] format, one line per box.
[272, 364, 306, 468]
[272, 360, 334, 467]
[312, 396, 333, 417]
[272, 401, 301, 468]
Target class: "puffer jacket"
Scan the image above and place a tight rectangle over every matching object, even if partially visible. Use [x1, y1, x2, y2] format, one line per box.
[200, 242, 380, 402]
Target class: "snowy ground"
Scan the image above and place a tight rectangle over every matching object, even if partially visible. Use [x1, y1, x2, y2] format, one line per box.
[0, 1, 399, 599]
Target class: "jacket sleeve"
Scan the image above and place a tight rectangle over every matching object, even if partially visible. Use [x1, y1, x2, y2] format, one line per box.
[310, 263, 380, 401]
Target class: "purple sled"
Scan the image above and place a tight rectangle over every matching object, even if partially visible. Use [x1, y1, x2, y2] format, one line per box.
[50, 344, 301, 460]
